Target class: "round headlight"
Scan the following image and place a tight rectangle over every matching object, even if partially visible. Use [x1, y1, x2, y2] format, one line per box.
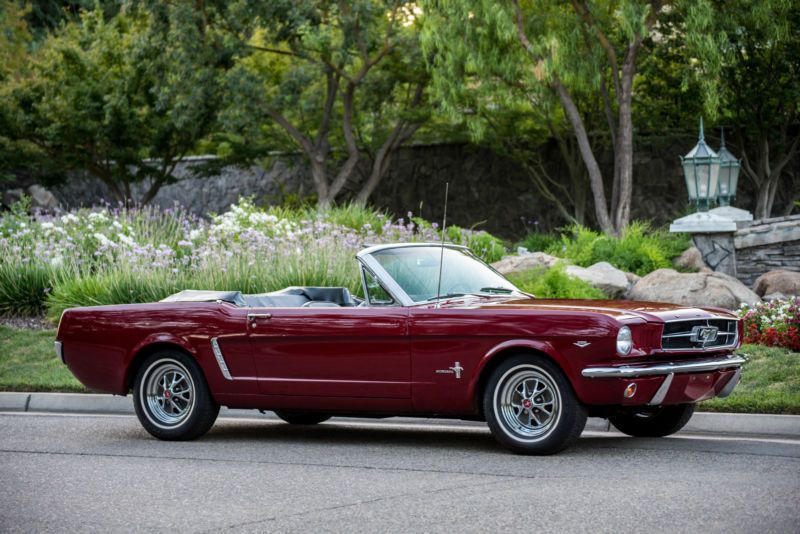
[616, 326, 633, 356]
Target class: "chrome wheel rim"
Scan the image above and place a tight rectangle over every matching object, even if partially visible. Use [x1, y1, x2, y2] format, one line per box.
[142, 360, 195, 428]
[497, 367, 560, 440]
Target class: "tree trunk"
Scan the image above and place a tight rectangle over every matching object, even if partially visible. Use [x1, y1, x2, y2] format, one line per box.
[552, 79, 615, 235]
[310, 155, 331, 208]
[613, 64, 636, 233]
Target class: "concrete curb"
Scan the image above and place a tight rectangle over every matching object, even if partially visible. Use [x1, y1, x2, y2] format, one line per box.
[2, 392, 799, 438]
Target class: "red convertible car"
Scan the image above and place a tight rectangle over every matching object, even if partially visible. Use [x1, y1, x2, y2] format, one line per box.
[56, 243, 745, 454]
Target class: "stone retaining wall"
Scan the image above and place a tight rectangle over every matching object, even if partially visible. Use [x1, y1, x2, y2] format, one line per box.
[734, 215, 800, 287]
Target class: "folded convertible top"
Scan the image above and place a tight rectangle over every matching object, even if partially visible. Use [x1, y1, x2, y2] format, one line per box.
[160, 287, 356, 307]
[160, 290, 247, 306]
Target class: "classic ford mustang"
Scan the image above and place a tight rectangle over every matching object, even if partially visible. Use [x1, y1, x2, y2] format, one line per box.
[55, 243, 745, 454]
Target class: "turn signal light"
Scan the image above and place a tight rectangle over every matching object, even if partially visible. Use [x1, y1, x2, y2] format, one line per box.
[623, 383, 637, 398]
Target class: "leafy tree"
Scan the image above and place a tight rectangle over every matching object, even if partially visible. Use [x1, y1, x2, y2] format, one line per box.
[687, 0, 800, 218]
[0, 1, 31, 78]
[225, 1, 429, 207]
[422, 0, 669, 235]
[0, 3, 233, 204]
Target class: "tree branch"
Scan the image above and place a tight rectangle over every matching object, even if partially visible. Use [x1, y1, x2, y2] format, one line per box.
[570, 0, 622, 97]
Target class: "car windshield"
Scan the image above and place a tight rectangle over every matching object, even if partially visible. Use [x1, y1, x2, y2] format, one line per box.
[369, 246, 521, 303]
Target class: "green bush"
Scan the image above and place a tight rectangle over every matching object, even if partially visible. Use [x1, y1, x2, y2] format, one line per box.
[519, 231, 559, 253]
[0, 261, 55, 317]
[507, 265, 606, 299]
[547, 221, 689, 276]
[446, 226, 507, 263]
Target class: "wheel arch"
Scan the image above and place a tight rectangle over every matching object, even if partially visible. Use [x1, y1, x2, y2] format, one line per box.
[469, 340, 574, 417]
[125, 340, 197, 391]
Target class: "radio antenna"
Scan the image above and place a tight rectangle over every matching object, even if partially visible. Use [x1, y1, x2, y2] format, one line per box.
[435, 182, 449, 309]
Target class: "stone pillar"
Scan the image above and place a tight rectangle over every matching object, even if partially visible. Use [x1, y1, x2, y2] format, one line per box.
[691, 233, 737, 276]
[669, 212, 738, 277]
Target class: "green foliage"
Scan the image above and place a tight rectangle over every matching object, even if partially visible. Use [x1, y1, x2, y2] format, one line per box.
[0, 0, 32, 79]
[0, 3, 235, 203]
[0, 261, 53, 316]
[446, 226, 507, 263]
[519, 232, 559, 253]
[548, 222, 690, 276]
[507, 265, 606, 300]
[223, 1, 430, 205]
[307, 202, 390, 235]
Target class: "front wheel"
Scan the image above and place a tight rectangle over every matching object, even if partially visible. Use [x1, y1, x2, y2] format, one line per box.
[609, 404, 695, 437]
[484, 355, 587, 455]
[133, 350, 219, 440]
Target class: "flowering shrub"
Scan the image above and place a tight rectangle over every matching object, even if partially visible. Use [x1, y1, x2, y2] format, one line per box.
[0, 198, 504, 319]
[738, 298, 800, 352]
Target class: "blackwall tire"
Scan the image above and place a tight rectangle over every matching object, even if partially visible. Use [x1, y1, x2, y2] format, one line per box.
[609, 404, 695, 437]
[133, 350, 219, 441]
[273, 411, 331, 425]
[483, 355, 587, 455]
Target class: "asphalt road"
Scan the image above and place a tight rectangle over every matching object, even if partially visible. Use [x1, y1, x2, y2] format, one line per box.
[1, 412, 799, 533]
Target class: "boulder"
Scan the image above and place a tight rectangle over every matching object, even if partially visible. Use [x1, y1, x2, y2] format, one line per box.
[3, 188, 24, 207]
[564, 262, 630, 298]
[753, 269, 800, 297]
[628, 268, 761, 310]
[674, 246, 707, 271]
[27, 185, 60, 210]
[763, 292, 788, 302]
[491, 252, 560, 275]
[625, 272, 641, 287]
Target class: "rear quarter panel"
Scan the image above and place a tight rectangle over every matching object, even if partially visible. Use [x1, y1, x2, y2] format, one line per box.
[56, 302, 252, 396]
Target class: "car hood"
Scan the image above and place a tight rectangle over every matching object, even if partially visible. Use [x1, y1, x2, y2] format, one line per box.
[430, 296, 738, 322]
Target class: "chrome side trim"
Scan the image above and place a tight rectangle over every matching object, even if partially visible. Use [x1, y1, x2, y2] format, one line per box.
[647, 373, 674, 405]
[54, 341, 64, 364]
[716, 368, 742, 399]
[581, 354, 746, 378]
[210, 337, 233, 381]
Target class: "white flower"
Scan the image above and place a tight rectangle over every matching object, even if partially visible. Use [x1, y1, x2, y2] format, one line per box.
[117, 234, 136, 247]
[50, 255, 64, 267]
[60, 214, 79, 224]
[40, 222, 55, 230]
[93, 233, 114, 246]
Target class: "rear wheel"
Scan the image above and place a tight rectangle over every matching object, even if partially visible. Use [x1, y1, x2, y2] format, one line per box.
[484, 355, 587, 455]
[609, 404, 695, 437]
[133, 350, 219, 440]
[274, 411, 331, 425]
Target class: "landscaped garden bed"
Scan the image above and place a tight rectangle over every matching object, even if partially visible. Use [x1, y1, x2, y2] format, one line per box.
[1, 197, 796, 415]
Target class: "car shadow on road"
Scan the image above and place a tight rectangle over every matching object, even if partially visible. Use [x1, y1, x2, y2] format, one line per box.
[190, 418, 652, 456]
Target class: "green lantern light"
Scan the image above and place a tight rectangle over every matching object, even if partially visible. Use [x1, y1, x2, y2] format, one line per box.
[716, 128, 741, 207]
[680, 118, 721, 212]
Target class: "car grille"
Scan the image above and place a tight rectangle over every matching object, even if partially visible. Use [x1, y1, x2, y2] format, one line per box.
[661, 318, 738, 351]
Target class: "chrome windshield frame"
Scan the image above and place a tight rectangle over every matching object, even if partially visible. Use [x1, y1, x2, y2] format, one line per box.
[355, 243, 521, 307]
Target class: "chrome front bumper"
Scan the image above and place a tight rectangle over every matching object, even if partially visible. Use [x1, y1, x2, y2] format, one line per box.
[581, 354, 746, 378]
[582, 354, 746, 406]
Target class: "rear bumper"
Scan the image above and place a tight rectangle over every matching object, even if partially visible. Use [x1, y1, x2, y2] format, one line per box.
[577, 354, 745, 407]
[581, 354, 746, 378]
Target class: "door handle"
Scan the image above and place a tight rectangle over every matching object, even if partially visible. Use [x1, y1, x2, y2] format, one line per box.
[247, 313, 272, 326]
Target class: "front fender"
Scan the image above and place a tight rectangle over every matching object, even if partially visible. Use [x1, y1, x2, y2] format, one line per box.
[467, 339, 577, 402]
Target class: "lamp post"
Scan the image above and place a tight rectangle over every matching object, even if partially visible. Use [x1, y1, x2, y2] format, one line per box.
[680, 118, 720, 212]
[716, 128, 741, 207]
[670, 119, 753, 278]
